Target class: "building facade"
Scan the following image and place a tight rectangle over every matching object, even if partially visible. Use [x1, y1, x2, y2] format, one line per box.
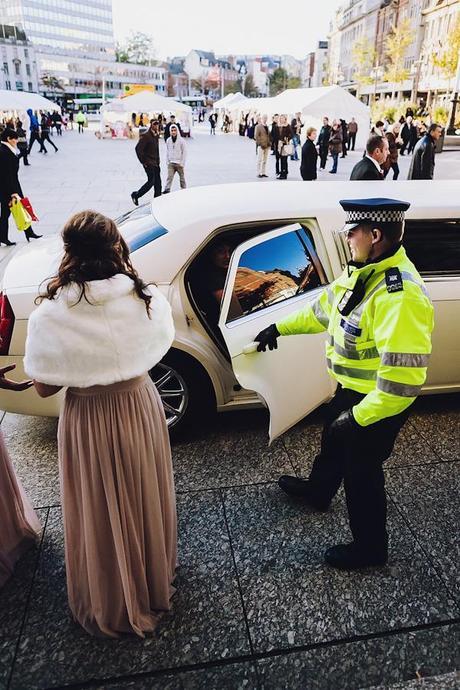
[0, 0, 166, 102]
[0, 24, 39, 92]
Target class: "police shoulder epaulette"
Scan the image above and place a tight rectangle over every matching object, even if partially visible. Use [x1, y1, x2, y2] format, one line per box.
[385, 267, 404, 293]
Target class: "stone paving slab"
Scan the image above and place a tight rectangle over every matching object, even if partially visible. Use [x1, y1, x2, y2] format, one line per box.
[223, 484, 459, 653]
[0, 638, 16, 690]
[369, 670, 460, 689]
[256, 624, 460, 690]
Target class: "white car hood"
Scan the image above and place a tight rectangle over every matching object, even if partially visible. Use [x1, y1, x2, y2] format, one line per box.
[2, 235, 63, 292]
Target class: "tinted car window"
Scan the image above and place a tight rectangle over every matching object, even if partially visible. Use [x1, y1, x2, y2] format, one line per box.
[115, 205, 168, 252]
[404, 220, 460, 276]
[227, 228, 325, 322]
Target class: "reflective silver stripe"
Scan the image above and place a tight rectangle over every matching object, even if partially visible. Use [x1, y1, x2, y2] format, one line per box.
[334, 341, 380, 360]
[377, 377, 422, 397]
[326, 287, 335, 306]
[381, 352, 431, 368]
[326, 358, 377, 380]
[326, 333, 334, 345]
[312, 300, 329, 327]
[400, 271, 430, 299]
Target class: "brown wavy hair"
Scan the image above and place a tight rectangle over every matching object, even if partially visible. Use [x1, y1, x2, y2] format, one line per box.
[37, 210, 152, 315]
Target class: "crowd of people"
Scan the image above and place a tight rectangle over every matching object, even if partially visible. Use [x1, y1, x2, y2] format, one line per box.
[239, 109, 443, 182]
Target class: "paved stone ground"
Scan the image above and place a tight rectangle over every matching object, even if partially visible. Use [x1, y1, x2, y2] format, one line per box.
[0, 124, 459, 689]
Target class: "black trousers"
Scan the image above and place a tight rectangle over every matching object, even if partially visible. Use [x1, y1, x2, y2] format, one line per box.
[308, 386, 409, 551]
[18, 147, 29, 165]
[28, 130, 46, 153]
[41, 133, 58, 151]
[279, 155, 288, 178]
[319, 146, 328, 169]
[347, 133, 356, 150]
[0, 201, 11, 243]
[275, 149, 280, 175]
[136, 165, 162, 198]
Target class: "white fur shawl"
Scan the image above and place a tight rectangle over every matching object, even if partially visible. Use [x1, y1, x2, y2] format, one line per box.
[24, 274, 175, 387]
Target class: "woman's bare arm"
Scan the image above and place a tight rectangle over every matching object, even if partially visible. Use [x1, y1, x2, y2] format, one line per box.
[34, 381, 62, 398]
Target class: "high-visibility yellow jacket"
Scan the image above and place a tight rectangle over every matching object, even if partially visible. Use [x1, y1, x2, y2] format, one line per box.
[276, 246, 434, 426]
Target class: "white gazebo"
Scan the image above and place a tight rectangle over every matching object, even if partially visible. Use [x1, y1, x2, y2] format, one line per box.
[213, 92, 248, 110]
[235, 87, 370, 148]
[0, 89, 61, 113]
[100, 91, 192, 120]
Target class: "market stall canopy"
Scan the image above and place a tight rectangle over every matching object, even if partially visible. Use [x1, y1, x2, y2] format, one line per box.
[236, 86, 370, 147]
[100, 91, 192, 115]
[213, 92, 248, 109]
[0, 89, 61, 112]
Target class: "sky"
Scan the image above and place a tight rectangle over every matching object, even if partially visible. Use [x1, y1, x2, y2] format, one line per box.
[111, 0, 343, 61]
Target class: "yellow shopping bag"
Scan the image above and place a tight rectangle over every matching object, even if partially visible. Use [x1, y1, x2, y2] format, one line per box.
[10, 197, 32, 232]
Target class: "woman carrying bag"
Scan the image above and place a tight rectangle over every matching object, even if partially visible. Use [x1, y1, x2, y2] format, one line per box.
[328, 120, 343, 174]
[0, 127, 41, 245]
[277, 115, 293, 180]
[24, 210, 177, 638]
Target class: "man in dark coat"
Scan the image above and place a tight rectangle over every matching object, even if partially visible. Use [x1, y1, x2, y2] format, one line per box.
[270, 114, 280, 175]
[350, 134, 389, 180]
[131, 119, 162, 204]
[400, 116, 418, 155]
[300, 126, 318, 181]
[163, 115, 182, 142]
[407, 123, 442, 180]
[317, 116, 331, 170]
[0, 128, 22, 245]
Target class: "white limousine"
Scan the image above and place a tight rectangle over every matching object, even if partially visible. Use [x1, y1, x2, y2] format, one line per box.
[0, 180, 459, 439]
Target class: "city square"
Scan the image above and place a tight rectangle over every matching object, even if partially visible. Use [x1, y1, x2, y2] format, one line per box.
[1, 0, 460, 688]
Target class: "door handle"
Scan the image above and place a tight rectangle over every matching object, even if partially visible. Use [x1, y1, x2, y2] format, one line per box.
[242, 342, 259, 355]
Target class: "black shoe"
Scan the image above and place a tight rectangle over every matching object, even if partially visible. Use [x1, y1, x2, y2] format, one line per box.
[278, 476, 330, 511]
[24, 163, 31, 166]
[258, 174, 263, 178]
[329, 170, 336, 174]
[24, 229, 42, 242]
[262, 174, 269, 177]
[324, 542, 388, 570]
[131, 192, 139, 206]
[1, 240, 16, 246]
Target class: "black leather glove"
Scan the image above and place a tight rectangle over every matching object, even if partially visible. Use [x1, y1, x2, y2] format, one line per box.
[255, 324, 280, 352]
[329, 409, 361, 439]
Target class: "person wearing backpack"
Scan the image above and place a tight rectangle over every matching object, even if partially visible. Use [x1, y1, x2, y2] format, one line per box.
[40, 113, 58, 153]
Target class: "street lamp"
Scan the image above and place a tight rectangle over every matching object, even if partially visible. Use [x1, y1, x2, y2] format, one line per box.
[447, 48, 460, 135]
[370, 65, 384, 103]
[410, 58, 424, 105]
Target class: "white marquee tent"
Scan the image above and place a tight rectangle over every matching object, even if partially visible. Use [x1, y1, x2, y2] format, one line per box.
[236, 86, 370, 148]
[213, 92, 248, 109]
[100, 91, 192, 120]
[0, 89, 61, 113]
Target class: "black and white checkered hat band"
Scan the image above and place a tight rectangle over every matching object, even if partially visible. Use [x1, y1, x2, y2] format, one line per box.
[346, 210, 405, 223]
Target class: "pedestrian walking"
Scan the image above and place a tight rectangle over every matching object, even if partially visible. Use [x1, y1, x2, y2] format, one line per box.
[0, 127, 42, 245]
[270, 114, 280, 175]
[277, 115, 293, 180]
[383, 124, 401, 180]
[400, 116, 417, 155]
[371, 120, 385, 137]
[0, 365, 41, 589]
[350, 134, 388, 180]
[68, 111, 74, 130]
[76, 110, 86, 134]
[24, 210, 177, 637]
[340, 119, 348, 157]
[26, 109, 46, 153]
[163, 124, 186, 193]
[52, 111, 63, 136]
[300, 126, 318, 181]
[317, 116, 331, 170]
[328, 120, 343, 174]
[347, 117, 358, 150]
[254, 198, 433, 570]
[255, 115, 271, 178]
[131, 119, 162, 205]
[163, 115, 182, 142]
[407, 123, 443, 180]
[209, 113, 217, 135]
[40, 113, 58, 153]
[15, 119, 30, 166]
[290, 112, 303, 161]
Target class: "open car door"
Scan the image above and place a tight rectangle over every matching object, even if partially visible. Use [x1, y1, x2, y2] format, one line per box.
[218, 224, 336, 442]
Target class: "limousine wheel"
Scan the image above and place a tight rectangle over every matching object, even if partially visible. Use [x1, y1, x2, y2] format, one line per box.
[149, 350, 215, 438]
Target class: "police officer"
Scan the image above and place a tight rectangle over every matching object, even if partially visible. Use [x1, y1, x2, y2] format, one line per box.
[255, 198, 434, 570]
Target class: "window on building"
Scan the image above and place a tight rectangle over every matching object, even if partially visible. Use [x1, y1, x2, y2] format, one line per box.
[26, 64, 31, 76]
[14, 62, 20, 76]
[3, 62, 8, 75]
[24, 49, 29, 58]
[5, 80, 11, 90]
[28, 81, 33, 91]
[404, 220, 460, 275]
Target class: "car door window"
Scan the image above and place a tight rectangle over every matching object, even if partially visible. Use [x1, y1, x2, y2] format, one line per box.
[226, 227, 326, 323]
[404, 220, 460, 276]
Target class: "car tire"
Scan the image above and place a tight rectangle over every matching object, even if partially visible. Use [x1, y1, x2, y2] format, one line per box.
[149, 349, 216, 440]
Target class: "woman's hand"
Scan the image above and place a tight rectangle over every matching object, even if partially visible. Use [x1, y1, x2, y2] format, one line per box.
[0, 364, 33, 391]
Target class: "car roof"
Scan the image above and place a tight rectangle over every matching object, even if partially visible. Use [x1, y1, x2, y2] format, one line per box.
[146, 180, 460, 282]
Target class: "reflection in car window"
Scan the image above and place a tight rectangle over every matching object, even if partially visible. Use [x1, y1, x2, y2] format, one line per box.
[404, 220, 460, 276]
[115, 205, 168, 252]
[227, 228, 324, 322]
